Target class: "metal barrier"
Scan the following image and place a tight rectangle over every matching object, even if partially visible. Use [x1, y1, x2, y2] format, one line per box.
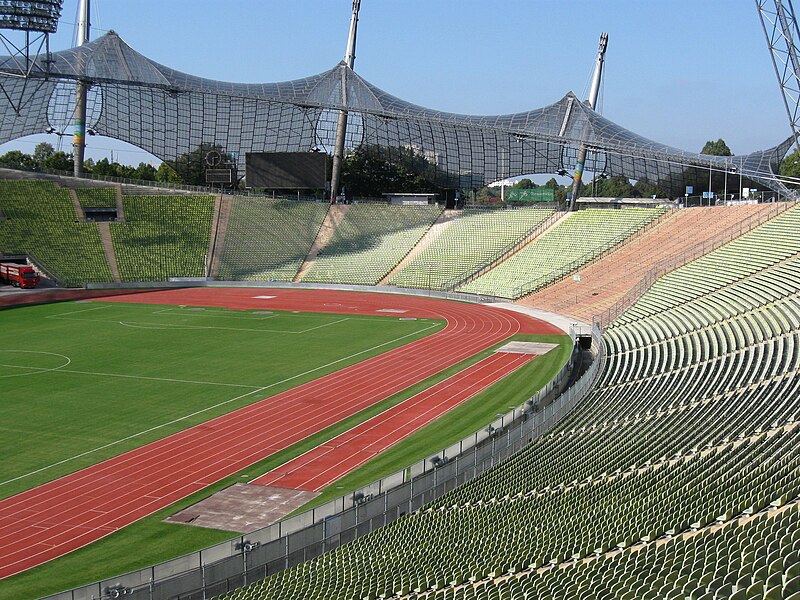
[41, 326, 603, 600]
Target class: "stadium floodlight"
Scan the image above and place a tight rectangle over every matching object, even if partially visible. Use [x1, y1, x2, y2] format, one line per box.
[0, 1, 63, 34]
[0, 1, 64, 115]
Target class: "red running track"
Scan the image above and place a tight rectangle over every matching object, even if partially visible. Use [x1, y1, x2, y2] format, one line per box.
[0, 288, 561, 579]
[252, 350, 535, 492]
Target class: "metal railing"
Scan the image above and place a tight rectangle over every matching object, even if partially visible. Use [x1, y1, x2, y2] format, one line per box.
[591, 200, 795, 330]
[0, 165, 215, 194]
[485, 207, 674, 301]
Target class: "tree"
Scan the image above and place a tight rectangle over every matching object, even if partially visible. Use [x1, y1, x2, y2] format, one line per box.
[590, 175, 635, 198]
[134, 162, 158, 181]
[633, 178, 669, 198]
[91, 157, 115, 176]
[341, 145, 446, 198]
[697, 139, 736, 199]
[780, 148, 800, 188]
[700, 138, 733, 156]
[42, 151, 73, 172]
[512, 178, 535, 189]
[33, 142, 55, 167]
[113, 163, 137, 179]
[474, 185, 502, 204]
[542, 177, 570, 204]
[156, 161, 182, 184]
[0, 150, 36, 171]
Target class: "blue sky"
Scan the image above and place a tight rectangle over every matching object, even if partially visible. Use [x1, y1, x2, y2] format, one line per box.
[1, 0, 790, 166]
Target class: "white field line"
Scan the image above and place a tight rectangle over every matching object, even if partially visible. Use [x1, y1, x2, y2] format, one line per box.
[49, 316, 350, 335]
[0, 321, 441, 488]
[150, 308, 278, 321]
[0, 387, 268, 489]
[50, 305, 410, 332]
[0, 363, 263, 388]
[43, 304, 111, 318]
[294, 317, 350, 333]
[149, 309, 377, 323]
[117, 316, 350, 333]
[0, 351, 71, 378]
[114, 321, 305, 333]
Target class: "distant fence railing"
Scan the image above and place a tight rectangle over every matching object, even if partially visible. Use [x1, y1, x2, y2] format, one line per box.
[0, 165, 215, 194]
[41, 320, 603, 600]
[480, 207, 674, 301]
[591, 200, 795, 330]
[0, 166, 324, 201]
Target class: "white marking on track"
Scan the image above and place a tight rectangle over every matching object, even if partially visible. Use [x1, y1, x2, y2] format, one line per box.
[116, 319, 349, 334]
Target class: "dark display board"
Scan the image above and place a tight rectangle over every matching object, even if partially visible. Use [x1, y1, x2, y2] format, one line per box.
[246, 152, 326, 189]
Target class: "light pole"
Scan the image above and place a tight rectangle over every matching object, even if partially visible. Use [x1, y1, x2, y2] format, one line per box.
[739, 168, 743, 201]
[724, 161, 728, 203]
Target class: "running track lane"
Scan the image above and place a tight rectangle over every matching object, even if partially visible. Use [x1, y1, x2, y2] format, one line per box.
[251, 350, 535, 492]
[0, 288, 562, 579]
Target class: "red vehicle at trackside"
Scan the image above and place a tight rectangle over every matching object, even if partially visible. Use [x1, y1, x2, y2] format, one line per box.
[0, 262, 40, 288]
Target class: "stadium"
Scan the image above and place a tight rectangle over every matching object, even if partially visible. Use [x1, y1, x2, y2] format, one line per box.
[0, 2, 799, 600]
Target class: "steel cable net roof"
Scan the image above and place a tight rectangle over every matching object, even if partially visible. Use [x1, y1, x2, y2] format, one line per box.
[0, 31, 791, 195]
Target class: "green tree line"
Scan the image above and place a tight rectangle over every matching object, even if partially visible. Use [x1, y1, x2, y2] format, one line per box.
[0, 142, 181, 183]
[1, 137, 790, 196]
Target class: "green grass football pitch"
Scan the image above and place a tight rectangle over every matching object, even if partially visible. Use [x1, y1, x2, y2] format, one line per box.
[0, 300, 445, 500]
[0, 299, 570, 598]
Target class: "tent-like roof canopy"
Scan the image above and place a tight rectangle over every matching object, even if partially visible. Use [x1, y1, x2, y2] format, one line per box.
[0, 31, 791, 195]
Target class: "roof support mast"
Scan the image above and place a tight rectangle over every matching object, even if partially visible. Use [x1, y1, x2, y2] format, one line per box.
[72, 0, 89, 177]
[569, 32, 608, 211]
[329, 0, 361, 203]
[756, 0, 800, 154]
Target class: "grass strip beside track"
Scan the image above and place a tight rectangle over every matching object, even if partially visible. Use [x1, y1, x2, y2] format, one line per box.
[295, 333, 571, 512]
[0, 333, 570, 600]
